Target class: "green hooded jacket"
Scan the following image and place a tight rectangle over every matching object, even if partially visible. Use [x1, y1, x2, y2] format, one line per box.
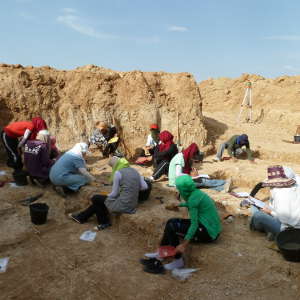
[175, 175, 222, 240]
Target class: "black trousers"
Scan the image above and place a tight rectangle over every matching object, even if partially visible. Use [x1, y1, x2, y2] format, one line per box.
[103, 142, 119, 156]
[76, 195, 110, 225]
[160, 218, 215, 258]
[152, 160, 169, 180]
[250, 182, 264, 197]
[1, 131, 23, 170]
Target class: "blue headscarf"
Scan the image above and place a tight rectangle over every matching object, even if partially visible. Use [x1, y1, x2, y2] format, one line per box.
[236, 134, 248, 146]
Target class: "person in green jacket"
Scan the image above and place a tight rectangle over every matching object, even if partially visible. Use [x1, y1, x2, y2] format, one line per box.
[214, 134, 254, 162]
[140, 175, 221, 274]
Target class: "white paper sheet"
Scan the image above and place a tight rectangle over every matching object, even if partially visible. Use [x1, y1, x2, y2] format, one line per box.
[171, 268, 198, 280]
[248, 196, 266, 209]
[231, 191, 250, 198]
[80, 230, 97, 242]
[9, 183, 19, 188]
[0, 257, 9, 273]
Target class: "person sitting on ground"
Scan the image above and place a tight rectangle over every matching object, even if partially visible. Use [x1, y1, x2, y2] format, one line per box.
[248, 165, 300, 240]
[1, 117, 47, 171]
[69, 156, 150, 230]
[168, 143, 232, 192]
[50, 142, 95, 197]
[214, 134, 254, 162]
[88, 121, 120, 157]
[24, 130, 55, 187]
[140, 175, 221, 274]
[149, 130, 178, 181]
[145, 123, 160, 155]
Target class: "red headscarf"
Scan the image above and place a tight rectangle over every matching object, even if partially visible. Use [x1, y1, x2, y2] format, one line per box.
[30, 117, 48, 139]
[182, 143, 199, 174]
[159, 131, 174, 152]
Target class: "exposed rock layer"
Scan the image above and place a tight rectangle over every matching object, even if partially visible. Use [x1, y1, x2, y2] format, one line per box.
[0, 64, 206, 156]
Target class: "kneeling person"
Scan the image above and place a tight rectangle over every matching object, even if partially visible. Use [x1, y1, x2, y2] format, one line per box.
[50, 143, 95, 196]
[24, 130, 55, 186]
[215, 134, 254, 162]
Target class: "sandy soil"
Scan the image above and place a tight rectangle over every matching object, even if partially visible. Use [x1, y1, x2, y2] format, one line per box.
[1, 87, 300, 299]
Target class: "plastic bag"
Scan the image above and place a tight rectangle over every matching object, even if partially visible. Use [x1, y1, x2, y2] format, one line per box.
[171, 268, 198, 280]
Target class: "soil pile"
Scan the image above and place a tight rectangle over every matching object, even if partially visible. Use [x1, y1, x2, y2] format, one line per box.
[0, 64, 206, 157]
[199, 73, 300, 131]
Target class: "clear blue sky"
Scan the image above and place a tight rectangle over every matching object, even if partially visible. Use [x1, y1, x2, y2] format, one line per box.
[1, 0, 300, 81]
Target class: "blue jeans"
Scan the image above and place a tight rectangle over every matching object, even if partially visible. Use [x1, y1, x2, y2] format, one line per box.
[195, 178, 226, 192]
[250, 206, 281, 236]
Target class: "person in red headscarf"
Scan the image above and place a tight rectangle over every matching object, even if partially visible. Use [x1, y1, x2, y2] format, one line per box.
[168, 143, 232, 192]
[30, 117, 48, 140]
[149, 130, 178, 181]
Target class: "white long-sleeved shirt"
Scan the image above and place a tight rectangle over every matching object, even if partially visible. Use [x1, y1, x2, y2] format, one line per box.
[270, 184, 300, 230]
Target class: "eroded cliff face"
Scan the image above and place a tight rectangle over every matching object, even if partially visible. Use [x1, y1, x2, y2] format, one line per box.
[0, 64, 206, 156]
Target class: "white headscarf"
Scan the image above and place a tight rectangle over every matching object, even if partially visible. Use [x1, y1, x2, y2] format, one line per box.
[36, 130, 50, 143]
[68, 142, 89, 157]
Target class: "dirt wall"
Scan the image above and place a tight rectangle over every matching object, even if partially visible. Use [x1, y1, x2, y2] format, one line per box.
[0, 64, 206, 157]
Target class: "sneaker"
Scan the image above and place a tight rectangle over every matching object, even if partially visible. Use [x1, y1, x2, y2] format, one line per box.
[68, 213, 82, 224]
[53, 186, 67, 198]
[143, 259, 165, 274]
[213, 157, 221, 162]
[94, 223, 112, 231]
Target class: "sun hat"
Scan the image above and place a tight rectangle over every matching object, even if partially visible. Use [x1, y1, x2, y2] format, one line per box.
[262, 165, 296, 187]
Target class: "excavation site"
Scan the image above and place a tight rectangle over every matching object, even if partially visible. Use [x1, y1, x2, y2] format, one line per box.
[1, 64, 300, 300]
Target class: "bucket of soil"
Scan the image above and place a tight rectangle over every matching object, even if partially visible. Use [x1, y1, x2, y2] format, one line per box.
[276, 229, 300, 262]
[13, 170, 28, 186]
[29, 203, 49, 225]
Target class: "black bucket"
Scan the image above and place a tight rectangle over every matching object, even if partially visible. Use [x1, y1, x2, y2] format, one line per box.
[13, 170, 28, 186]
[276, 229, 300, 262]
[294, 136, 300, 143]
[138, 179, 152, 203]
[29, 203, 49, 225]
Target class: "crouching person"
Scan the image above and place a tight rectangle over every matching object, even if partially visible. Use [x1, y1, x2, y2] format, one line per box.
[141, 176, 221, 274]
[24, 130, 55, 187]
[50, 143, 95, 197]
[69, 156, 150, 230]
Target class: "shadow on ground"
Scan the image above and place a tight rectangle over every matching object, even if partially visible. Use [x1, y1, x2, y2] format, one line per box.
[203, 116, 228, 149]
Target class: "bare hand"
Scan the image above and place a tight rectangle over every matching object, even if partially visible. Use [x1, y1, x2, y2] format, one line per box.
[165, 202, 179, 211]
[190, 168, 199, 177]
[175, 243, 187, 254]
[262, 206, 272, 215]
